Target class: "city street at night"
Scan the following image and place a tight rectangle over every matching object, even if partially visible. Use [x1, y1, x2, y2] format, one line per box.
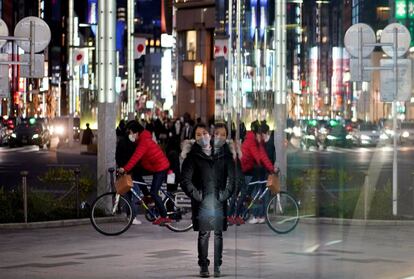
[1, 0, 414, 278]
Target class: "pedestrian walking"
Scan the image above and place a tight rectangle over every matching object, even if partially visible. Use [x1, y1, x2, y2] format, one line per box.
[181, 123, 235, 278]
[81, 123, 94, 145]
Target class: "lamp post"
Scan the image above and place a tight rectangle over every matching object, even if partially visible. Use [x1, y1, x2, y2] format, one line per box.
[194, 62, 204, 120]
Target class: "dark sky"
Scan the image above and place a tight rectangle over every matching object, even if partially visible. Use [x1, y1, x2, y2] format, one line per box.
[136, 0, 161, 25]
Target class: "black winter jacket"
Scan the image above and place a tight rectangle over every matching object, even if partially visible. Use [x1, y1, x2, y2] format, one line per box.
[180, 142, 235, 231]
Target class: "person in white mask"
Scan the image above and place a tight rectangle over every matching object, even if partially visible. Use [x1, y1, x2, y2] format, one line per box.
[181, 123, 235, 278]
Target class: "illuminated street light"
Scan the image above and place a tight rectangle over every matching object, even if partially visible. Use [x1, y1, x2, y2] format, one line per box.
[194, 62, 204, 87]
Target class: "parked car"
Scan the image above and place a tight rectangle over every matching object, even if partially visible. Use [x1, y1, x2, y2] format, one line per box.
[9, 118, 51, 148]
[399, 121, 414, 145]
[300, 120, 319, 150]
[325, 124, 354, 148]
[353, 122, 384, 146]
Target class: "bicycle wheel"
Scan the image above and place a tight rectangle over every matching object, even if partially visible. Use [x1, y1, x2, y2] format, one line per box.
[164, 191, 193, 232]
[265, 191, 299, 234]
[90, 192, 133, 236]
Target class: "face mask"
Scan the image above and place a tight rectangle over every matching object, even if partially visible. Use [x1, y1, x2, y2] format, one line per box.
[128, 134, 136, 142]
[214, 138, 226, 148]
[263, 134, 270, 142]
[197, 134, 211, 147]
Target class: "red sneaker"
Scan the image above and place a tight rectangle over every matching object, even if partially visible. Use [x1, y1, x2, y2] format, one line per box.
[152, 217, 165, 225]
[234, 216, 245, 226]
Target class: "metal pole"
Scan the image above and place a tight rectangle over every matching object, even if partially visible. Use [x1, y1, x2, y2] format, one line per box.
[235, 0, 241, 142]
[274, 0, 287, 187]
[392, 27, 398, 216]
[127, 0, 135, 120]
[67, 0, 75, 147]
[227, 0, 233, 136]
[29, 21, 35, 78]
[74, 168, 80, 218]
[21, 171, 28, 223]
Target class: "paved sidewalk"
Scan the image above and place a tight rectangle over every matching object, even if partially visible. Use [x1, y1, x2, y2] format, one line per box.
[1, 221, 414, 279]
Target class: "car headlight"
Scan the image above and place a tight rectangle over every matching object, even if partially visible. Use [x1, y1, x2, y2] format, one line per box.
[385, 129, 395, 136]
[380, 133, 389, 140]
[402, 131, 409, 138]
[361, 135, 371, 140]
[55, 126, 65, 135]
[11, 133, 16, 138]
[327, 135, 337, 140]
[32, 134, 39, 139]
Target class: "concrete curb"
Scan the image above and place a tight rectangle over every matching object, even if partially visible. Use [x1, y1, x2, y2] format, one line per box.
[2, 217, 414, 230]
[300, 217, 414, 226]
[0, 218, 91, 230]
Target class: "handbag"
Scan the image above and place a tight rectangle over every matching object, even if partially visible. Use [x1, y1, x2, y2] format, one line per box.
[266, 173, 281, 194]
[115, 174, 133, 195]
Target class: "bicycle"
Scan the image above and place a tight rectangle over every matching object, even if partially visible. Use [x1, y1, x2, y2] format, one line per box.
[239, 180, 300, 234]
[90, 168, 193, 236]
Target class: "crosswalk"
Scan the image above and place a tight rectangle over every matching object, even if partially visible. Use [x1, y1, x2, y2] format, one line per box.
[290, 145, 414, 154]
[0, 145, 49, 154]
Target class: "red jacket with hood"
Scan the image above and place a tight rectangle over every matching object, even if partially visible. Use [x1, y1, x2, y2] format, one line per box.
[123, 130, 170, 173]
[240, 131, 274, 174]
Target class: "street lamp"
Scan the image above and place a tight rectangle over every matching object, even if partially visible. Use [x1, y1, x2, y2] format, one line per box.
[193, 62, 204, 120]
[193, 62, 204, 87]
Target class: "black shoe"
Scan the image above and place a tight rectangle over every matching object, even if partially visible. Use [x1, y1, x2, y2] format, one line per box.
[214, 266, 221, 277]
[200, 266, 209, 278]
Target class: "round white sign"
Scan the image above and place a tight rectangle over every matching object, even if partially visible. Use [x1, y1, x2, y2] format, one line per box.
[344, 23, 376, 58]
[14, 17, 51, 53]
[380, 23, 411, 57]
[0, 19, 9, 48]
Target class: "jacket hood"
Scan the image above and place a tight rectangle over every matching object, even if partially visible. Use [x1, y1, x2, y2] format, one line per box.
[180, 139, 195, 160]
[180, 139, 239, 161]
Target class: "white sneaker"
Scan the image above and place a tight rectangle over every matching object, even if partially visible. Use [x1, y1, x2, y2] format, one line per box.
[132, 218, 142, 225]
[257, 217, 266, 224]
[248, 217, 259, 224]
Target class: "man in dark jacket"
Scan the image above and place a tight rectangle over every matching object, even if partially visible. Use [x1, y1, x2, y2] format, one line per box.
[119, 121, 172, 225]
[181, 123, 235, 278]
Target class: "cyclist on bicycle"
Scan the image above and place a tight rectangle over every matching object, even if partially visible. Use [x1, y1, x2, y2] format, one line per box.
[118, 120, 172, 225]
[233, 120, 277, 225]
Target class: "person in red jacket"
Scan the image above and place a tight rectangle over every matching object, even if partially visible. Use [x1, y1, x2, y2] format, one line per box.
[118, 121, 172, 225]
[233, 120, 277, 225]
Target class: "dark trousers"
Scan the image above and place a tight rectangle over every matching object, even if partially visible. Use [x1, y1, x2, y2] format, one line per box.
[133, 169, 168, 218]
[198, 231, 223, 268]
[235, 175, 253, 216]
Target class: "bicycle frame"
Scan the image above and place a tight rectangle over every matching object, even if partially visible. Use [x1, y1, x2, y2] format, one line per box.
[241, 180, 269, 216]
[128, 180, 175, 219]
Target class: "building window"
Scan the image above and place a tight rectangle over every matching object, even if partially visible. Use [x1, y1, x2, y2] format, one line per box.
[186, 30, 197, 61]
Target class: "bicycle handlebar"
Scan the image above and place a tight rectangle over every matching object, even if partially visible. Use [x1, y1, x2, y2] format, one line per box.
[248, 180, 268, 186]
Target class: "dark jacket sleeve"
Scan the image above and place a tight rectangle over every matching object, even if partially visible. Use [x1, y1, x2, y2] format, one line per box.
[123, 139, 147, 172]
[180, 155, 202, 202]
[219, 155, 236, 202]
[258, 143, 275, 173]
